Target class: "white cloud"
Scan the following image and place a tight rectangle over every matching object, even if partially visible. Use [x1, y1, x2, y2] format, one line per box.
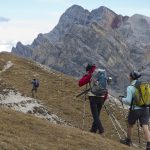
[0, 17, 10, 22]
[0, 19, 57, 52]
[0, 44, 13, 52]
[0, 40, 16, 52]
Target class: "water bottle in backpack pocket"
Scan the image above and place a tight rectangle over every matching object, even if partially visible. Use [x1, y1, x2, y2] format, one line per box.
[91, 69, 108, 96]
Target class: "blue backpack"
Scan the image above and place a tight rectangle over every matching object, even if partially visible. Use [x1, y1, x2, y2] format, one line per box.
[91, 69, 108, 96]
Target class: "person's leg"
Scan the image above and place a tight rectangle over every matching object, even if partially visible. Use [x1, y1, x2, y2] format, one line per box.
[89, 97, 98, 133]
[120, 123, 133, 146]
[139, 107, 150, 150]
[89, 97, 104, 134]
[142, 125, 150, 141]
[142, 125, 150, 150]
[34, 88, 37, 98]
[127, 124, 133, 140]
[32, 87, 36, 98]
[90, 122, 97, 133]
[31, 89, 34, 97]
[120, 110, 138, 146]
[96, 98, 104, 134]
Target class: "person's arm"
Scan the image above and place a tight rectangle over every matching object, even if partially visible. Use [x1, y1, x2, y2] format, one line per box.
[122, 86, 133, 105]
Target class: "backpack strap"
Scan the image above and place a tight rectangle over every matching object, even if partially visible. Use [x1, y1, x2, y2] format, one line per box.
[129, 97, 135, 111]
[130, 81, 138, 111]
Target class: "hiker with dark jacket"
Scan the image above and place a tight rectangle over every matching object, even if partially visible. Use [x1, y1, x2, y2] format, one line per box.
[31, 78, 39, 98]
[119, 71, 150, 150]
[86, 64, 108, 135]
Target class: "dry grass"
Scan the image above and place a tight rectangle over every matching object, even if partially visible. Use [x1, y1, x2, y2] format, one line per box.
[0, 108, 136, 150]
[0, 52, 86, 127]
[0, 52, 141, 149]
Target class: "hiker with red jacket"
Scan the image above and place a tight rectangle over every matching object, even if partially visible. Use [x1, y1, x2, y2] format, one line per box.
[79, 64, 108, 135]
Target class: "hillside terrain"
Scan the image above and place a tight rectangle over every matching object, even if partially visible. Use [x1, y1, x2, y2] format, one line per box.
[0, 52, 145, 149]
[0, 108, 136, 150]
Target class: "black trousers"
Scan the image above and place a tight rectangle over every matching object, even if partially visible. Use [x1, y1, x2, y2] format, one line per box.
[89, 96, 104, 133]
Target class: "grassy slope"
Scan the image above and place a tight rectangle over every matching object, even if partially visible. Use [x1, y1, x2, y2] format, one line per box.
[0, 52, 100, 129]
[0, 108, 136, 150]
[0, 52, 139, 149]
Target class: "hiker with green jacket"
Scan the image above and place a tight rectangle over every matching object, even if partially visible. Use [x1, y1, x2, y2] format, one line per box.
[119, 71, 150, 150]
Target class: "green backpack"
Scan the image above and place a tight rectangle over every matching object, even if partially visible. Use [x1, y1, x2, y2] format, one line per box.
[133, 81, 150, 107]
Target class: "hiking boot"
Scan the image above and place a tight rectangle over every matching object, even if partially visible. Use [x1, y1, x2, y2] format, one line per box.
[120, 138, 132, 146]
[146, 142, 150, 150]
[146, 147, 150, 150]
[89, 129, 97, 133]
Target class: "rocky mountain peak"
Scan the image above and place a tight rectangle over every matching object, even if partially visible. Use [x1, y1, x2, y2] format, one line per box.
[44, 5, 90, 43]
[118, 14, 150, 44]
[12, 41, 33, 58]
[59, 4, 90, 25]
[16, 41, 23, 47]
[64, 4, 87, 14]
[89, 6, 117, 28]
[91, 6, 116, 15]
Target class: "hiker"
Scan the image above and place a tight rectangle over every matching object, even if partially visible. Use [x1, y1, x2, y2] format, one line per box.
[31, 78, 39, 98]
[119, 71, 150, 150]
[79, 64, 108, 135]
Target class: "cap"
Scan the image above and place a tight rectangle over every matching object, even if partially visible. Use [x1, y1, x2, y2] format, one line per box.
[130, 71, 141, 80]
[86, 64, 94, 72]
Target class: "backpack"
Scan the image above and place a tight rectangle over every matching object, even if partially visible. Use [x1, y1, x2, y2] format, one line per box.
[34, 80, 39, 88]
[133, 81, 150, 107]
[91, 69, 108, 97]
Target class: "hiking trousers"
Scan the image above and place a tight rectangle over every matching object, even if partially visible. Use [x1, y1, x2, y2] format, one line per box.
[31, 87, 38, 97]
[89, 96, 104, 133]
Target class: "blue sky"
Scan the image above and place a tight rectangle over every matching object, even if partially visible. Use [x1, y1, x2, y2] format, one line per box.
[0, 0, 150, 52]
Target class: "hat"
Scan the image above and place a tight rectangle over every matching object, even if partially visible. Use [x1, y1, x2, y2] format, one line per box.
[130, 71, 141, 80]
[86, 64, 94, 72]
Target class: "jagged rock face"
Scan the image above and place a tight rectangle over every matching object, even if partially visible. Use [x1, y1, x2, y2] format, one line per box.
[118, 14, 150, 81]
[12, 5, 150, 93]
[12, 42, 33, 58]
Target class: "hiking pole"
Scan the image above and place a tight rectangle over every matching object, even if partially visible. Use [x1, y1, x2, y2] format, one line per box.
[137, 120, 141, 148]
[109, 94, 128, 118]
[109, 95, 127, 120]
[104, 104, 127, 137]
[118, 96, 128, 118]
[82, 84, 88, 130]
[76, 88, 90, 98]
[103, 104, 122, 139]
[109, 94, 120, 108]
